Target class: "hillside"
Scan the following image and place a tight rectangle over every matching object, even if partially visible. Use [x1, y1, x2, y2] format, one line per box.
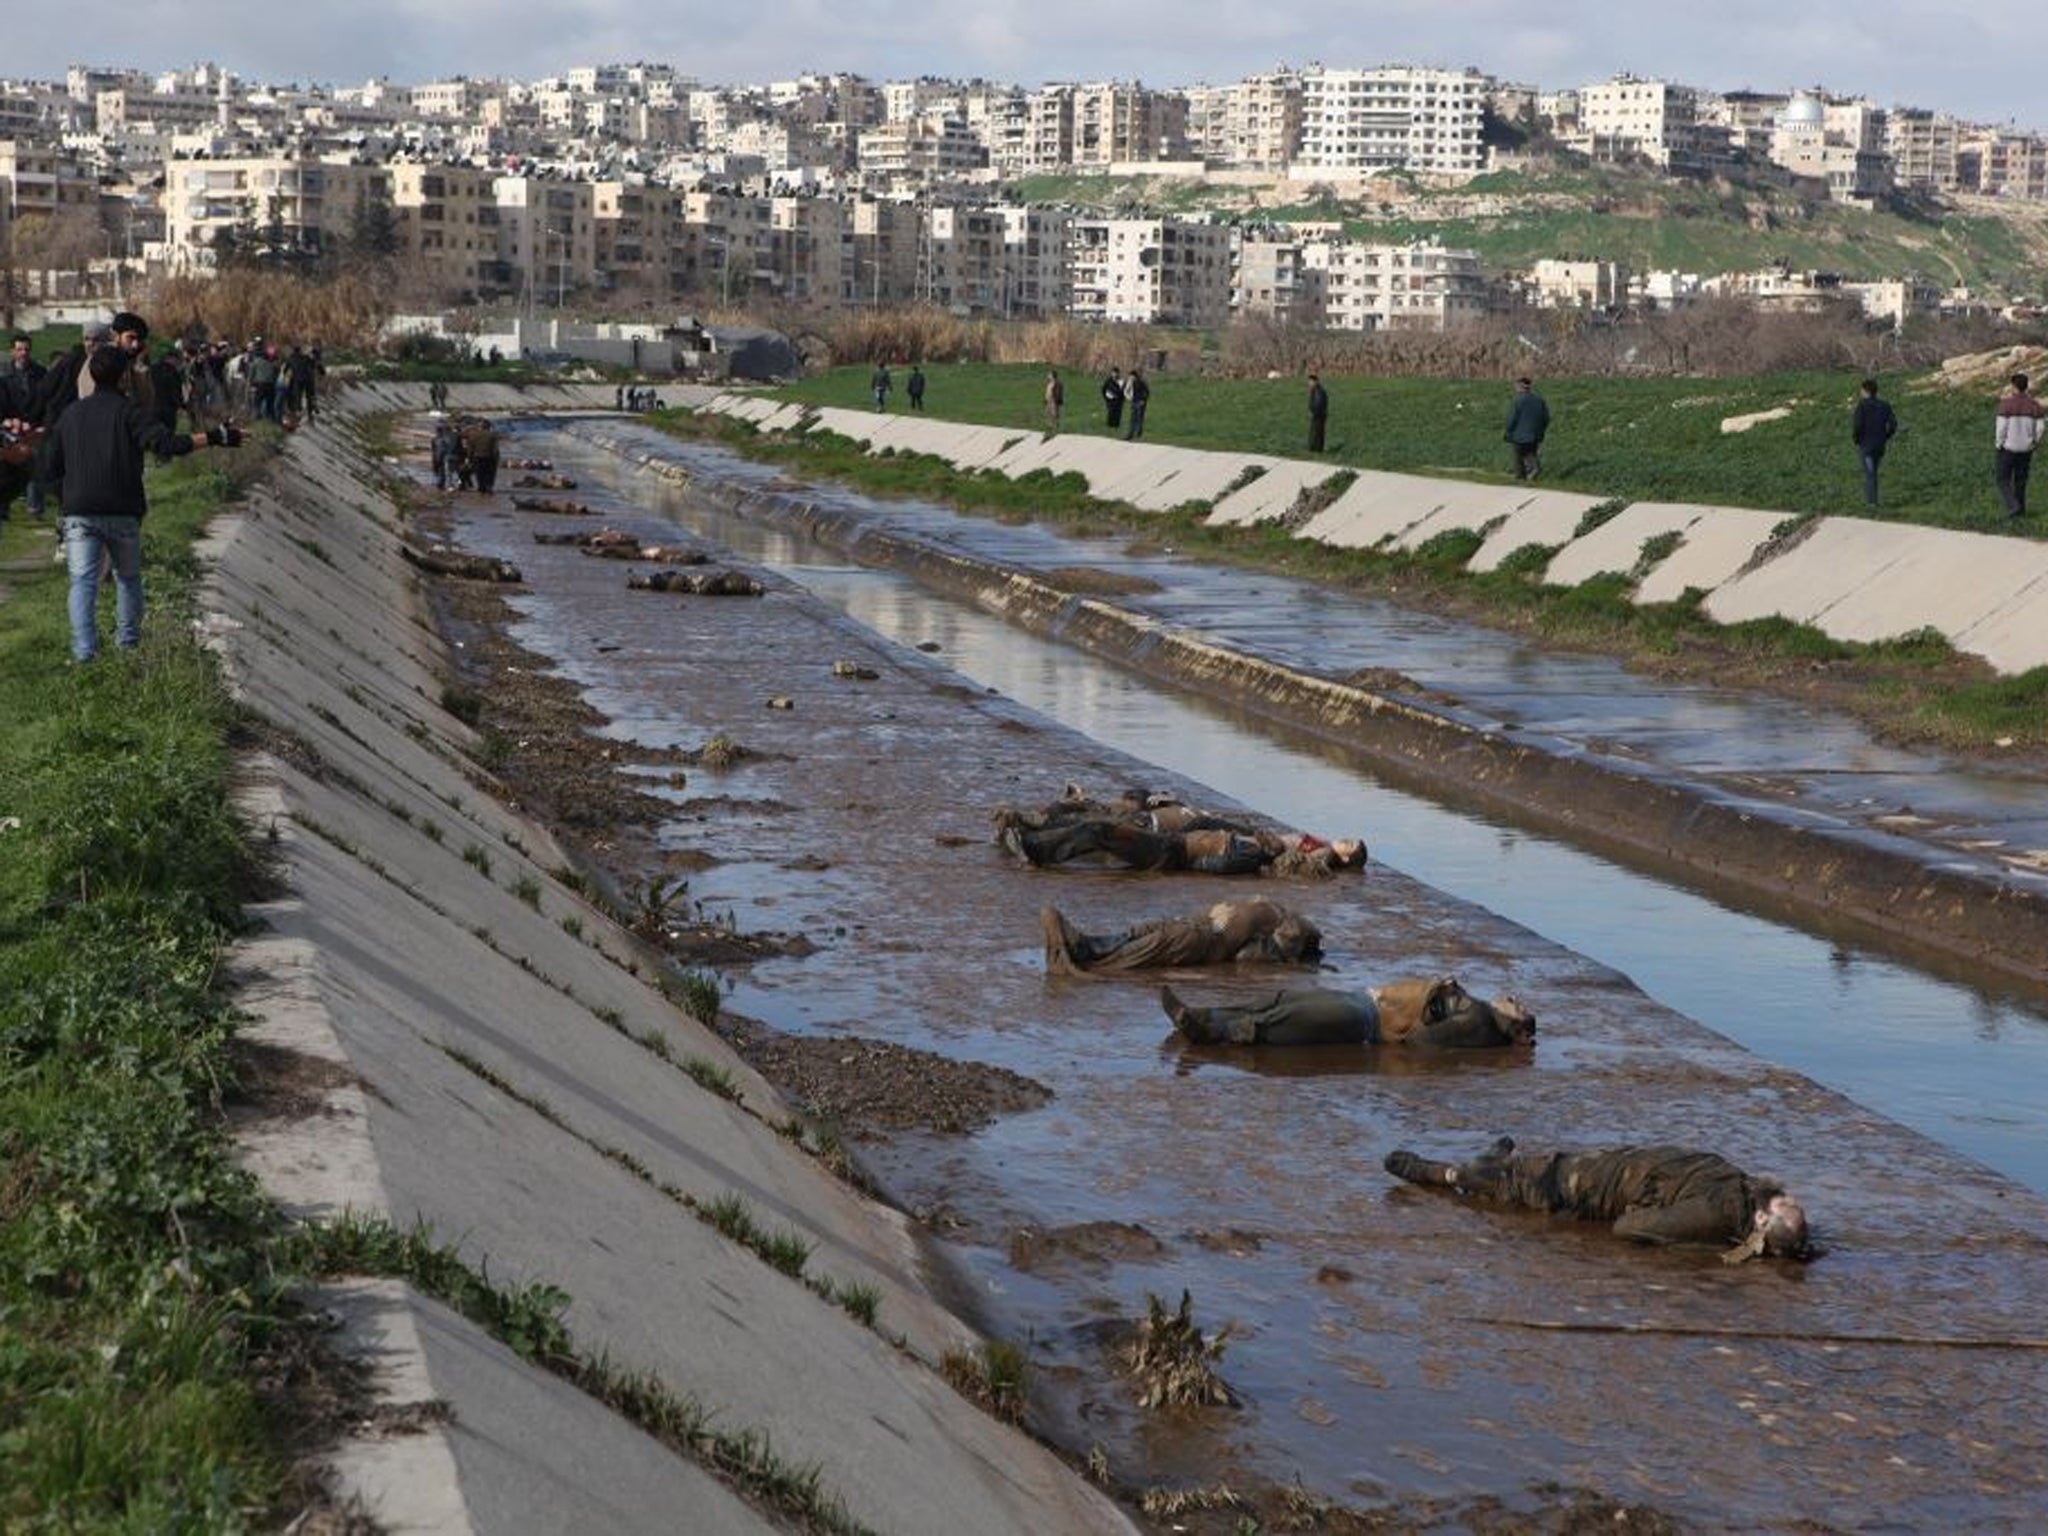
[1005, 161, 2048, 293]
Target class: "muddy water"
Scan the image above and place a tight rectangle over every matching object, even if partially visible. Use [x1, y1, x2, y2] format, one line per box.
[439, 425, 2048, 1526]
[553, 423, 2048, 1196]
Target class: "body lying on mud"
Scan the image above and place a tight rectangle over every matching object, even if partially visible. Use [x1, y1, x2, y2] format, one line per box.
[1042, 897, 1322, 975]
[1160, 977, 1536, 1049]
[994, 784, 1364, 878]
[1385, 1137, 1810, 1264]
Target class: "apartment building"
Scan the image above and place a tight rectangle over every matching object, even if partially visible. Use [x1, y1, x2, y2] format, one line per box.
[1233, 235, 1320, 323]
[678, 188, 772, 300]
[592, 178, 680, 296]
[1306, 239, 1486, 330]
[995, 205, 1072, 316]
[1529, 257, 1629, 309]
[848, 196, 921, 305]
[0, 139, 99, 224]
[1068, 216, 1230, 325]
[1296, 66, 1486, 178]
[161, 153, 381, 265]
[1189, 71, 1302, 171]
[97, 83, 225, 135]
[411, 79, 495, 119]
[1571, 76, 1728, 174]
[882, 79, 960, 122]
[490, 174, 597, 301]
[1707, 91, 1788, 156]
[925, 204, 1005, 313]
[764, 194, 849, 304]
[857, 113, 986, 183]
[1959, 131, 2048, 200]
[1886, 108, 1963, 193]
[388, 161, 493, 293]
[1071, 81, 1186, 167]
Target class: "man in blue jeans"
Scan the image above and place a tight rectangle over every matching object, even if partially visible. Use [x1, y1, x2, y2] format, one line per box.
[1849, 378, 1898, 508]
[38, 346, 240, 661]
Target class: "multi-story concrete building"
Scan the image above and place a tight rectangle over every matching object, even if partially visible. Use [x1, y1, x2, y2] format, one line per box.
[591, 178, 679, 297]
[490, 174, 597, 301]
[1232, 235, 1320, 323]
[857, 113, 986, 183]
[1529, 257, 1629, 310]
[1068, 216, 1230, 324]
[848, 196, 921, 305]
[1886, 108, 1963, 193]
[994, 205, 1072, 317]
[1306, 239, 1486, 330]
[1706, 90, 1789, 157]
[410, 79, 496, 119]
[161, 153, 381, 266]
[0, 138, 100, 225]
[1571, 75, 1729, 174]
[1768, 92, 1891, 202]
[764, 194, 848, 305]
[1296, 66, 1487, 178]
[678, 188, 772, 301]
[1070, 81, 1185, 166]
[1959, 131, 2048, 200]
[1190, 70, 1302, 171]
[388, 161, 492, 294]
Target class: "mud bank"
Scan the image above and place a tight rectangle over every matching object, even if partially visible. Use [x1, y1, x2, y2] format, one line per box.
[595, 431, 2048, 994]
[200, 387, 1132, 1534]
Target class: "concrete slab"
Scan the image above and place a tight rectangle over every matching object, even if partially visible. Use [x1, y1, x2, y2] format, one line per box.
[943, 425, 1037, 472]
[1466, 488, 1609, 573]
[1298, 471, 1453, 549]
[1128, 453, 1278, 512]
[1205, 459, 1345, 527]
[807, 405, 884, 445]
[1707, 518, 2048, 659]
[322, 1281, 771, 1536]
[214, 401, 1135, 1536]
[1071, 442, 1200, 502]
[1954, 568, 2048, 673]
[1542, 502, 1784, 602]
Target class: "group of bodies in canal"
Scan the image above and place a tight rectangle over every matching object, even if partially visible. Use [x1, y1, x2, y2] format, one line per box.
[995, 783, 1811, 1267]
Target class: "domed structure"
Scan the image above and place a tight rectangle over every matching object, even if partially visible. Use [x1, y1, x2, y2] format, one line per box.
[1781, 91, 1825, 128]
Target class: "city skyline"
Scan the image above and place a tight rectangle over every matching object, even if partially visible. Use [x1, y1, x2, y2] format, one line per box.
[10, 3, 2042, 131]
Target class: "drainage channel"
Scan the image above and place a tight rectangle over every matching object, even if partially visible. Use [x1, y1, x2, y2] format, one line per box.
[541, 420, 2048, 1196]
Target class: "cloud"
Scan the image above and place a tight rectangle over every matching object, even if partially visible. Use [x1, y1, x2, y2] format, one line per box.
[9, 0, 2035, 126]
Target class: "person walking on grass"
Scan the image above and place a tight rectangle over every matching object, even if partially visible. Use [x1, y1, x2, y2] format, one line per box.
[1850, 378, 1898, 509]
[1504, 376, 1549, 480]
[1995, 372, 2044, 520]
[1307, 372, 1330, 453]
[1124, 369, 1149, 440]
[907, 364, 926, 411]
[42, 346, 241, 663]
[871, 362, 893, 412]
[1044, 368, 1064, 433]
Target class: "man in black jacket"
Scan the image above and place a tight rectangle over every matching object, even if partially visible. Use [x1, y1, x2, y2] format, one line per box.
[41, 347, 240, 661]
[1101, 368, 1124, 430]
[1383, 1137, 1809, 1263]
[1850, 378, 1898, 508]
[1306, 372, 1329, 453]
[2, 335, 47, 517]
[1159, 975, 1534, 1048]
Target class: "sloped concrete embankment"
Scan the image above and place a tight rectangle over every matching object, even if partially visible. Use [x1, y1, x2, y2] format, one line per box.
[601, 432, 2048, 991]
[202, 388, 1132, 1534]
[704, 394, 2048, 675]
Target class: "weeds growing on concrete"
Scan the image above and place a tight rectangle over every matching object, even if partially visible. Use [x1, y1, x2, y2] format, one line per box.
[703, 1194, 814, 1279]
[941, 1340, 1030, 1424]
[461, 843, 493, 878]
[833, 1281, 881, 1328]
[298, 1215, 872, 1534]
[669, 968, 722, 1023]
[513, 875, 543, 909]
[682, 1056, 741, 1101]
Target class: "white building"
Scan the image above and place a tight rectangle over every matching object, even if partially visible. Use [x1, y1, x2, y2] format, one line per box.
[1295, 66, 1487, 179]
[1571, 75, 1728, 174]
[1767, 92, 1891, 203]
[1305, 239, 1487, 330]
[1068, 216, 1231, 325]
[1529, 257, 1629, 310]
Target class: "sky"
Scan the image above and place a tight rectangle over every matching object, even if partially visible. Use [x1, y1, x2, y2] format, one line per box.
[12, 3, 2040, 130]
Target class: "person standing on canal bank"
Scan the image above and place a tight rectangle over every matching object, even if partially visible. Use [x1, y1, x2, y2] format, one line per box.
[1995, 372, 2044, 519]
[1101, 368, 1125, 431]
[1307, 372, 1330, 453]
[43, 346, 241, 662]
[1504, 376, 1549, 480]
[1044, 369, 1064, 432]
[870, 362, 892, 412]
[906, 364, 926, 411]
[1850, 378, 1898, 509]
[1124, 369, 1149, 440]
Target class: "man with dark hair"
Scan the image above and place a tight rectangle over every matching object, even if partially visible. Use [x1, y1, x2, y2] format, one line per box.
[906, 364, 925, 411]
[1850, 378, 1898, 509]
[871, 362, 892, 412]
[1123, 369, 1149, 440]
[1041, 897, 1321, 975]
[1159, 976, 1535, 1048]
[3, 335, 47, 517]
[459, 415, 500, 494]
[1504, 376, 1549, 480]
[1995, 372, 2044, 519]
[1382, 1136, 1810, 1264]
[1306, 372, 1329, 453]
[43, 346, 240, 661]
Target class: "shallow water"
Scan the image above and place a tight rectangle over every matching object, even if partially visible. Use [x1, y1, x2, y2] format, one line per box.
[435, 422, 2048, 1524]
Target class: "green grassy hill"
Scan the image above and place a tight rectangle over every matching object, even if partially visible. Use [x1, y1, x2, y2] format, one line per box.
[1002, 162, 2048, 293]
[780, 362, 2026, 533]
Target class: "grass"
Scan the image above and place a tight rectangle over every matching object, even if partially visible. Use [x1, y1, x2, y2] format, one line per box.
[771, 361, 2047, 534]
[939, 1340, 1029, 1424]
[0, 440, 322, 1526]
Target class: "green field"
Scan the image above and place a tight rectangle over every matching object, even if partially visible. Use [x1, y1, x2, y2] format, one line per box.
[779, 363, 2030, 534]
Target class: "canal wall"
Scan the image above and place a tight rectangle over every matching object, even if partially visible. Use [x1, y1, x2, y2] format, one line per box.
[701, 394, 2048, 675]
[597, 424, 2048, 992]
[204, 385, 1134, 1534]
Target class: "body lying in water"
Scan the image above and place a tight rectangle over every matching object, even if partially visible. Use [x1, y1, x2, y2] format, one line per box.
[1042, 898, 1321, 975]
[1160, 977, 1535, 1048]
[1383, 1137, 1809, 1263]
[1003, 816, 1365, 878]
